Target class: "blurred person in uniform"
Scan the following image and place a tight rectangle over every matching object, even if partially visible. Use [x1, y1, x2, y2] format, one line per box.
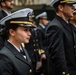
[36, 12, 50, 75]
[69, 4, 76, 27]
[0, 8, 36, 75]
[0, 0, 14, 50]
[46, 0, 76, 75]
[69, 4, 76, 55]
[25, 22, 40, 75]
[0, 0, 14, 20]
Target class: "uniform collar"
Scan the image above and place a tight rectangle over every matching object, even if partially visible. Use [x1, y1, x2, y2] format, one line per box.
[39, 23, 45, 29]
[56, 15, 72, 34]
[2, 9, 11, 15]
[7, 40, 22, 52]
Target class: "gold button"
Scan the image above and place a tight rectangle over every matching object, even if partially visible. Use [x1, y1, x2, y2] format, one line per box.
[36, 39, 38, 41]
[29, 69, 32, 73]
[67, 73, 70, 75]
[62, 72, 66, 75]
[34, 49, 36, 51]
[74, 46, 76, 48]
[33, 44, 35, 46]
[33, 40, 35, 42]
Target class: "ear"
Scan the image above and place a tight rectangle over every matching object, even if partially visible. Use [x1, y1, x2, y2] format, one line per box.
[1, 2, 6, 7]
[58, 5, 63, 12]
[9, 29, 15, 36]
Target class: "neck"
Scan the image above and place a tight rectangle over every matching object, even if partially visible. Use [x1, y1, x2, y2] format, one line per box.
[57, 12, 69, 22]
[9, 38, 21, 49]
[3, 8, 11, 14]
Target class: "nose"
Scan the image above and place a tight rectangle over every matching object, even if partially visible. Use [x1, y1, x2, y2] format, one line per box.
[28, 31, 31, 36]
[11, 0, 14, 5]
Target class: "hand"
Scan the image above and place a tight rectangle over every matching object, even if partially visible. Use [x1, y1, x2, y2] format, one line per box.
[40, 54, 46, 60]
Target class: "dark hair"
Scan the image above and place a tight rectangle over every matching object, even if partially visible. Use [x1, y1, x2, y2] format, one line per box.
[5, 24, 20, 40]
[54, 2, 66, 12]
[0, 0, 5, 7]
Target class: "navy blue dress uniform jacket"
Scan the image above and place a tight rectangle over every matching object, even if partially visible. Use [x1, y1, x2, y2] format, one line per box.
[25, 29, 40, 62]
[36, 25, 46, 52]
[0, 10, 7, 20]
[36, 25, 48, 75]
[0, 41, 33, 75]
[25, 29, 40, 75]
[70, 23, 76, 56]
[46, 15, 76, 75]
[0, 10, 8, 50]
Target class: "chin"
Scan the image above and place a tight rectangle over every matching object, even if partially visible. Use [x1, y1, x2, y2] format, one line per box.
[25, 41, 29, 44]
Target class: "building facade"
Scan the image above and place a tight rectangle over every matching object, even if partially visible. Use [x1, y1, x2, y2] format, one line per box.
[14, 0, 51, 6]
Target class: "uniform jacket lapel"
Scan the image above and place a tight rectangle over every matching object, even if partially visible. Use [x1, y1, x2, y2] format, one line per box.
[22, 47, 32, 65]
[56, 15, 72, 34]
[38, 25, 45, 32]
[2, 10, 7, 16]
[4, 41, 31, 67]
[0, 10, 7, 20]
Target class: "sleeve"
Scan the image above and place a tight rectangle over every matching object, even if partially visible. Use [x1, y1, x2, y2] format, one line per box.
[36, 29, 45, 55]
[0, 54, 13, 75]
[36, 29, 44, 49]
[46, 26, 69, 75]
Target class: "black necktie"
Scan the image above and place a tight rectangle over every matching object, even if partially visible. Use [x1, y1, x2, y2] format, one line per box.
[20, 49, 25, 55]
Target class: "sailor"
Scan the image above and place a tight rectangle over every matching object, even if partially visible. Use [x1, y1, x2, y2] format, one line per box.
[0, 8, 36, 75]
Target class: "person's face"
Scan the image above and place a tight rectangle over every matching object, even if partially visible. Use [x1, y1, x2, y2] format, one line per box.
[9, 26, 31, 44]
[72, 13, 76, 21]
[42, 19, 48, 25]
[40, 19, 48, 25]
[60, 4, 74, 18]
[2, 0, 14, 9]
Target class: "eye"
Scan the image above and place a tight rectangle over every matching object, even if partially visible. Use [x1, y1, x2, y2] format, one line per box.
[24, 29, 28, 31]
[24, 28, 31, 32]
